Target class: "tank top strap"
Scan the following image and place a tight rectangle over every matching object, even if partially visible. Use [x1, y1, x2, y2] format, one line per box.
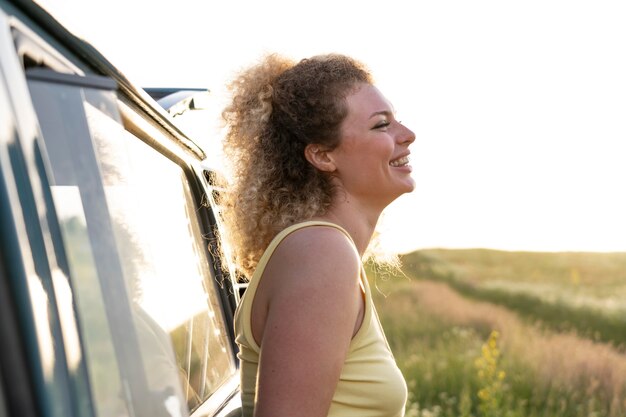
[248, 220, 359, 290]
[238, 220, 366, 353]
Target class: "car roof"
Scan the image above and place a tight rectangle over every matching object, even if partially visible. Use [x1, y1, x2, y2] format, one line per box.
[5, 0, 207, 160]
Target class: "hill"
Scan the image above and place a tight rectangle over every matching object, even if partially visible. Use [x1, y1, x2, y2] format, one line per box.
[398, 249, 626, 346]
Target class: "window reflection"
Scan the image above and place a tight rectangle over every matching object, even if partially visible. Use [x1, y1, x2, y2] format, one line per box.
[30, 72, 235, 416]
[52, 188, 128, 417]
[83, 96, 235, 412]
[28, 77, 133, 417]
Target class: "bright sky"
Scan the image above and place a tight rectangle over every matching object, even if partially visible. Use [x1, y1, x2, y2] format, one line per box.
[38, 0, 626, 254]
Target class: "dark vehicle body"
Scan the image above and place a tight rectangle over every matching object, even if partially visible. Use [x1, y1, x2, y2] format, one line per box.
[0, 1, 242, 416]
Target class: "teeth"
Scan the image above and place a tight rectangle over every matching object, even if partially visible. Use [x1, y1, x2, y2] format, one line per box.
[390, 156, 409, 167]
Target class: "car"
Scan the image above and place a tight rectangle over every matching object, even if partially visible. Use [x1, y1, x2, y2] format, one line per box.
[0, 0, 243, 416]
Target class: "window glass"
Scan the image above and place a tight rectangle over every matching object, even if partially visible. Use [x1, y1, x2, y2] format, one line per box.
[29, 70, 236, 416]
[82, 91, 236, 412]
[28, 78, 131, 417]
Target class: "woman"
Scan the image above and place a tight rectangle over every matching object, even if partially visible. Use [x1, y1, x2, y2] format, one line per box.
[220, 53, 415, 417]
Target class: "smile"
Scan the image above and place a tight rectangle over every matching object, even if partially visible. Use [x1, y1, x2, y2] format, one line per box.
[389, 156, 410, 167]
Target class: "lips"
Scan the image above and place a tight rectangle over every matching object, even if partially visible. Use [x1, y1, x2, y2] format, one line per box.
[389, 155, 410, 167]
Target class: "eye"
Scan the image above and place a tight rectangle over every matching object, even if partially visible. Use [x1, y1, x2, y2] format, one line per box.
[373, 120, 390, 130]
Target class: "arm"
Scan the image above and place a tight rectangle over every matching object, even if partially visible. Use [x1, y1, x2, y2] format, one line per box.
[252, 227, 362, 417]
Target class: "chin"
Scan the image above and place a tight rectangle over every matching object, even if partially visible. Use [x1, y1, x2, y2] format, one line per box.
[401, 179, 416, 194]
[386, 184, 415, 205]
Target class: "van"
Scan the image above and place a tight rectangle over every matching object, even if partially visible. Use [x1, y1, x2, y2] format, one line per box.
[0, 1, 242, 416]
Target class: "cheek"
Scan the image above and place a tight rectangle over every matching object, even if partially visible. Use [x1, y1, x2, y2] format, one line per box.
[375, 141, 395, 161]
[358, 142, 392, 167]
[337, 136, 394, 168]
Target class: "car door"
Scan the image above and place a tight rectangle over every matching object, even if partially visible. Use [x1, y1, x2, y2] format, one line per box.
[0, 1, 241, 416]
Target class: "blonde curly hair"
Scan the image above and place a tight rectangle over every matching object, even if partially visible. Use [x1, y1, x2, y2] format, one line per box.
[220, 53, 372, 277]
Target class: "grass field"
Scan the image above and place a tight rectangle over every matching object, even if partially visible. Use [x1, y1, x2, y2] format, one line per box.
[397, 249, 626, 347]
[366, 249, 626, 417]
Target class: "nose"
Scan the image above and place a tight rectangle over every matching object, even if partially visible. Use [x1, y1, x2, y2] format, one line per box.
[397, 123, 416, 145]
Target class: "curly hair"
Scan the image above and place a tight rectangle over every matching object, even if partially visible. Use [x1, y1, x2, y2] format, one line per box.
[219, 53, 372, 277]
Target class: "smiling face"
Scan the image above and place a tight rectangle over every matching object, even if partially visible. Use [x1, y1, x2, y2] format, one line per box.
[327, 83, 416, 210]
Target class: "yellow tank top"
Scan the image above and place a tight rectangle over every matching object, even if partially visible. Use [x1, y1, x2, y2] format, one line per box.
[234, 221, 407, 417]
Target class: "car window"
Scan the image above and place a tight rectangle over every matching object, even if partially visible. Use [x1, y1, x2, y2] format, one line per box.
[83, 94, 237, 411]
[27, 69, 236, 416]
[27, 70, 144, 417]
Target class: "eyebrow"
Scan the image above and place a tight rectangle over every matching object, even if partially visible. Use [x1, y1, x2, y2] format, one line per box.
[369, 110, 394, 119]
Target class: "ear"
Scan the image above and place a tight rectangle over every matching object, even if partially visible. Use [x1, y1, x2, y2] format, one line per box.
[304, 143, 336, 173]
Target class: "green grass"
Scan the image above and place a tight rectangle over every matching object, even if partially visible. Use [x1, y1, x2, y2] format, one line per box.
[367, 270, 626, 417]
[398, 249, 626, 347]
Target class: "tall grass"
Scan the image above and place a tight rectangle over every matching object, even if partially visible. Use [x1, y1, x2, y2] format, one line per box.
[398, 250, 626, 347]
[368, 267, 626, 417]
[404, 249, 626, 288]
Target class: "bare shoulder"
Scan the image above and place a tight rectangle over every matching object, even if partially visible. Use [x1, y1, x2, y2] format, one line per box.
[264, 225, 361, 296]
[281, 224, 358, 256]
[273, 225, 360, 275]
[253, 225, 365, 417]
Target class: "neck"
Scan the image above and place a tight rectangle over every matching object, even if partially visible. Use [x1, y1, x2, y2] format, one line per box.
[316, 196, 383, 257]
